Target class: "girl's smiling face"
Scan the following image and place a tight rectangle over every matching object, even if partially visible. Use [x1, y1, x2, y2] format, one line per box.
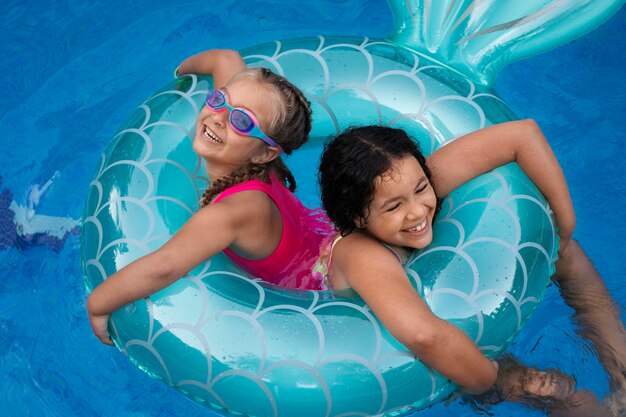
[363, 156, 437, 250]
[193, 76, 279, 174]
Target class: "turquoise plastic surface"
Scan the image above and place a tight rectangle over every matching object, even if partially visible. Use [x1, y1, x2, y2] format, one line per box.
[387, 0, 625, 86]
[81, 0, 624, 415]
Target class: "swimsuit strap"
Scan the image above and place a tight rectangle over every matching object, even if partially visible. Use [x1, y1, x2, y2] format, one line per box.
[325, 234, 344, 272]
[381, 242, 404, 265]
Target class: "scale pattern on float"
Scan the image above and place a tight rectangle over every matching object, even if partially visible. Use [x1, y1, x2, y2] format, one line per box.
[82, 36, 559, 416]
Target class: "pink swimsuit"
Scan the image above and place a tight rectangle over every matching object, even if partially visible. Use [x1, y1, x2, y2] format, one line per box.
[212, 174, 334, 290]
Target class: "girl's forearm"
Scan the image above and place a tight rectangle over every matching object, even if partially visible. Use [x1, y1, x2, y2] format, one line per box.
[86, 251, 180, 316]
[409, 318, 497, 393]
[430, 119, 575, 244]
[87, 202, 243, 317]
[514, 120, 575, 242]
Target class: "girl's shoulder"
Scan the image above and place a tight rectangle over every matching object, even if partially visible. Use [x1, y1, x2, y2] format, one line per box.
[334, 232, 405, 266]
[202, 188, 276, 226]
[330, 232, 409, 290]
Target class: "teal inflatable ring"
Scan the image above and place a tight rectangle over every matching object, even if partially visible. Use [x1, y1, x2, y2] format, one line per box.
[82, 0, 626, 411]
[81, 35, 559, 416]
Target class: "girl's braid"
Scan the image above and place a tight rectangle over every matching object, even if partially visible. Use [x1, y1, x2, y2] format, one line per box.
[200, 163, 268, 207]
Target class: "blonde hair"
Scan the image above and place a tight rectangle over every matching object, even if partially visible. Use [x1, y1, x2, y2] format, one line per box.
[200, 68, 312, 206]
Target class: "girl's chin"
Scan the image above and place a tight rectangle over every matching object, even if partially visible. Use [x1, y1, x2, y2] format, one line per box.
[402, 232, 433, 249]
[193, 142, 204, 158]
[192, 138, 212, 157]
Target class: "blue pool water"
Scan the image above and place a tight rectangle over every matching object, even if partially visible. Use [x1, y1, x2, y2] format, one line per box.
[1, 1, 624, 416]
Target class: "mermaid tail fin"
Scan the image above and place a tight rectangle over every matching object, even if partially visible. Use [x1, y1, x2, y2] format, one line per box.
[386, 0, 625, 86]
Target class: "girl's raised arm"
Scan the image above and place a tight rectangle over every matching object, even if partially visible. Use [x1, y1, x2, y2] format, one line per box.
[177, 49, 246, 88]
[427, 119, 575, 248]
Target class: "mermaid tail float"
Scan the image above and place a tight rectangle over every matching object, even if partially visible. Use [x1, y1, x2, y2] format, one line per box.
[388, 0, 625, 86]
[81, 0, 624, 416]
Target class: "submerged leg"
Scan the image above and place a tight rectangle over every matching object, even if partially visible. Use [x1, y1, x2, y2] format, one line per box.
[548, 390, 616, 417]
[553, 239, 626, 413]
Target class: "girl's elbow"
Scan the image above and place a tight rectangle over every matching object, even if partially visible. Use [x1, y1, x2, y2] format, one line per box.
[520, 118, 539, 131]
[218, 49, 244, 65]
[86, 289, 107, 316]
[407, 328, 440, 355]
[86, 291, 97, 314]
[404, 316, 450, 354]
[132, 249, 185, 290]
[521, 118, 544, 141]
[151, 252, 186, 285]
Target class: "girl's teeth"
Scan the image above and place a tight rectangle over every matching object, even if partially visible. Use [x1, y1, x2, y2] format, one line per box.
[407, 220, 426, 232]
[204, 126, 222, 143]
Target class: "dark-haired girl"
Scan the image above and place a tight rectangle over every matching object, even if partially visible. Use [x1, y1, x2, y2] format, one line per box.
[317, 123, 622, 415]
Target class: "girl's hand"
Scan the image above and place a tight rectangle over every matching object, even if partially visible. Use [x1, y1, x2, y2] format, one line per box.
[88, 312, 114, 346]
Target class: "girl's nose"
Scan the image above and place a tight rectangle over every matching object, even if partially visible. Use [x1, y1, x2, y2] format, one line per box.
[406, 197, 428, 220]
[211, 109, 229, 128]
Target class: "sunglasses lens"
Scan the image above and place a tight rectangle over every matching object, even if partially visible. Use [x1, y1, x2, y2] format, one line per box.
[230, 109, 254, 134]
[206, 90, 225, 109]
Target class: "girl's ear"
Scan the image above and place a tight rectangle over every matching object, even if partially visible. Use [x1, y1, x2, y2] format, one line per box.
[251, 146, 282, 165]
[355, 207, 369, 229]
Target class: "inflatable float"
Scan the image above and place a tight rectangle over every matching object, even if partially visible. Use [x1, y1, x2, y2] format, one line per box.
[80, 0, 625, 415]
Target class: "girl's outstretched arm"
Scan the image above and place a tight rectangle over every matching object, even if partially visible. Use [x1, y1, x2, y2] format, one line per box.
[427, 119, 575, 250]
[332, 233, 498, 394]
[86, 192, 263, 345]
[177, 49, 246, 88]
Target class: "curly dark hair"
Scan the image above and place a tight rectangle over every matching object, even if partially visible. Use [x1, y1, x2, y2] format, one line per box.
[319, 125, 439, 235]
[201, 67, 312, 206]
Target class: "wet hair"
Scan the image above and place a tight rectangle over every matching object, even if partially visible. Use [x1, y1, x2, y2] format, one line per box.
[200, 67, 312, 206]
[319, 125, 439, 235]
